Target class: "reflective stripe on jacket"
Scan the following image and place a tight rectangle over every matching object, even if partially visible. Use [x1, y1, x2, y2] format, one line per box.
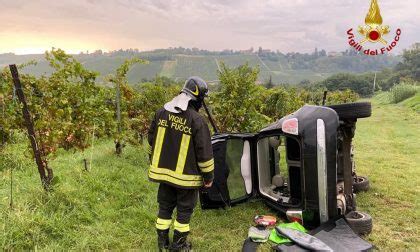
[147, 107, 214, 189]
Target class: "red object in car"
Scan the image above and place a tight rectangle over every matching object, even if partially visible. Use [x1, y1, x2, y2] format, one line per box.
[286, 209, 304, 225]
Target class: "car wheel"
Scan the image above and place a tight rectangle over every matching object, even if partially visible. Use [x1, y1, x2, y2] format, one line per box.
[327, 102, 372, 119]
[353, 175, 370, 192]
[345, 211, 373, 235]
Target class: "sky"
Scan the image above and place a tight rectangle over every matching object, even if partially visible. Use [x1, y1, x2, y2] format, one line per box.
[0, 0, 418, 55]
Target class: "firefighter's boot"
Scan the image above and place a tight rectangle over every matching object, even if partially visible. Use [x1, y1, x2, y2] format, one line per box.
[170, 230, 191, 252]
[157, 229, 170, 251]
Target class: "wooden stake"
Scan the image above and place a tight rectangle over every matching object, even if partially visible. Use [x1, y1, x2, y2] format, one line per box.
[90, 124, 95, 170]
[373, 72, 377, 93]
[9, 64, 51, 189]
[83, 158, 89, 172]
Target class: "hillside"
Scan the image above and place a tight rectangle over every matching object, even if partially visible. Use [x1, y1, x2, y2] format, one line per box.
[0, 97, 418, 250]
[0, 50, 400, 84]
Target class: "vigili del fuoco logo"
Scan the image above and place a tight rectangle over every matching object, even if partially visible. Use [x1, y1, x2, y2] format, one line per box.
[347, 0, 401, 56]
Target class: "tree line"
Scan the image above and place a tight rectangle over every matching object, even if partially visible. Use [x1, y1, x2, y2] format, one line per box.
[299, 43, 420, 96]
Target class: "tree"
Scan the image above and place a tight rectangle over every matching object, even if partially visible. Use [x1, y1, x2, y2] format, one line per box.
[394, 45, 420, 81]
[314, 48, 319, 57]
[210, 62, 270, 132]
[265, 75, 274, 89]
[131, 82, 180, 140]
[299, 79, 311, 87]
[317, 73, 373, 96]
[106, 57, 148, 153]
[1, 48, 117, 188]
[263, 87, 305, 119]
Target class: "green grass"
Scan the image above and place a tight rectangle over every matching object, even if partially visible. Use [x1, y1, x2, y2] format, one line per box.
[1, 98, 419, 250]
[374, 87, 420, 113]
[400, 93, 420, 113]
[389, 84, 419, 103]
[0, 139, 273, 250]
[353, 96, 420, 249]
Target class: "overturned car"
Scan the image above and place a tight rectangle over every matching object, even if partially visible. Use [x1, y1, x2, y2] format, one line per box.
[200, 102, 373, 235]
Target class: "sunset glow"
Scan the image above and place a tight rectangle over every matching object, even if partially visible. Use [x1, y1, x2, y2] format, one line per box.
[0, 33, 104, 55]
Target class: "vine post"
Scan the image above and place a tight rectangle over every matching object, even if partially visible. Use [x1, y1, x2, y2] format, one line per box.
[9, 64, 52, 190]
[115, 81, 123, 155]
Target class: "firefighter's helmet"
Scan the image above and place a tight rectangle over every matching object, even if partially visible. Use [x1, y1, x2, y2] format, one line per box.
[182, 76, 208, 101]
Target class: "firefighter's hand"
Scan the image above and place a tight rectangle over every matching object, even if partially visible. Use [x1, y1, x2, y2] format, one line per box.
[203, 180, 213, 188]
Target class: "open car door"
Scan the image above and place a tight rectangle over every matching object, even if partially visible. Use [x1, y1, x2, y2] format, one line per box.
[200, 133, 256, 209]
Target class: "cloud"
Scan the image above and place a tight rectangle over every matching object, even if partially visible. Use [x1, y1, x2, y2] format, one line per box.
[0, 0, 418, 54]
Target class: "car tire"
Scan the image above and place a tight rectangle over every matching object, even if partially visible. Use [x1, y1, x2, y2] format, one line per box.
[353, 176, 370, 192]
[345, 211, 373, 235]
[327, 102, 372, 119]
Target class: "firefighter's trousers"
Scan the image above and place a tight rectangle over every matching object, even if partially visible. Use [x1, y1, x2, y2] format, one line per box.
[155, 183, 198, 233]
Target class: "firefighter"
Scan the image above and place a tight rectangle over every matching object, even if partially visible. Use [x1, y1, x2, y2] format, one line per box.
[147, 76, 214, 251]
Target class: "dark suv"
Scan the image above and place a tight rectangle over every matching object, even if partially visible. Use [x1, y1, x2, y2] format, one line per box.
[200, 102, 372, 235]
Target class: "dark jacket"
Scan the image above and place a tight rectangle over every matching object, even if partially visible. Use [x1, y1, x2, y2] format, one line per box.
[147, 106, 214, 189]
